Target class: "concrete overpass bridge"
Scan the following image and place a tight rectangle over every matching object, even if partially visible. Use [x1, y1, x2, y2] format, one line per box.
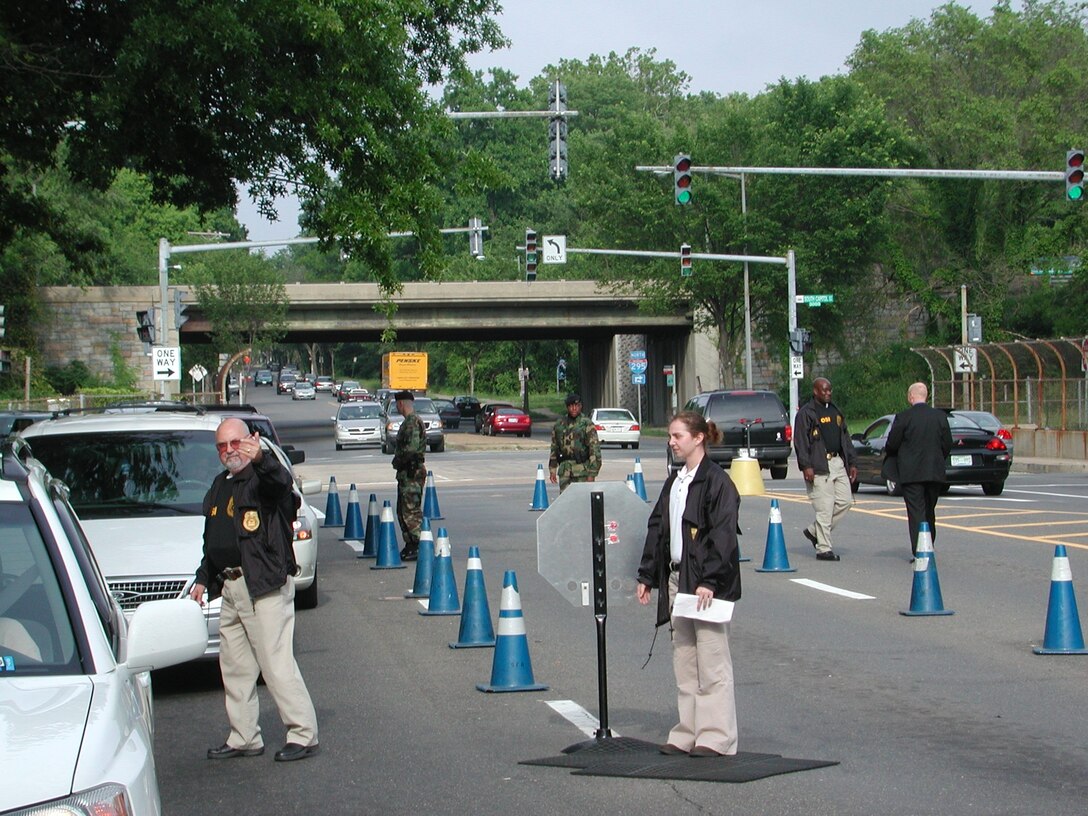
[38, 281, 720, 424]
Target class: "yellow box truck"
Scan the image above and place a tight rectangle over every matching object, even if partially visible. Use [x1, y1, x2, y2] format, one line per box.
[381, 352, 428, 391]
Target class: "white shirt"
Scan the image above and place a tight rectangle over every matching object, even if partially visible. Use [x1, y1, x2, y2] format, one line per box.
[669, 465, 695, 564]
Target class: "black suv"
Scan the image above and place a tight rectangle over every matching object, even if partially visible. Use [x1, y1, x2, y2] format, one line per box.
[670, 390, 792, 479]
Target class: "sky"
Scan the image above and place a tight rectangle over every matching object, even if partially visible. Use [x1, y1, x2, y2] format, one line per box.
[235, 0, 999, 243]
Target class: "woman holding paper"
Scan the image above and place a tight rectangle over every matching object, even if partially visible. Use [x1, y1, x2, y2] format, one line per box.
[637, 410, 741, 757]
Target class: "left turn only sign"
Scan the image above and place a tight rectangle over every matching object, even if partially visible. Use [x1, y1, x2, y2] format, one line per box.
[153, 347, 182, 381]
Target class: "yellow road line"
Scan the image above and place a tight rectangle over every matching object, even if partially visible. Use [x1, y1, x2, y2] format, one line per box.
[764, 491, 1088, 552]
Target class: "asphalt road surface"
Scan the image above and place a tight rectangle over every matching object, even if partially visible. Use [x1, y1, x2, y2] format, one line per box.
[149, 389, 1088, 815]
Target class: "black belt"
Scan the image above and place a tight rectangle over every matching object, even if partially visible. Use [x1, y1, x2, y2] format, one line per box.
[670, 561, 681, 571]
[218, 566, 243, 582]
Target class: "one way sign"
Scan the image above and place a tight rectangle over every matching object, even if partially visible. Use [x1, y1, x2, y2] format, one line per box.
[153, 347, 182, 381]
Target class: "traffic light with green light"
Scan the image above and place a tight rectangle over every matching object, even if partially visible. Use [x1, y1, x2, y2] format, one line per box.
[1066, 149, 1085, 201]
[673, 154, 693, 205]
[525, 229, 538, 282]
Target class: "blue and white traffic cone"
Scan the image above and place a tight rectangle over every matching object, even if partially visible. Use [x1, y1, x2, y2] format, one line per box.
[405, 518, 435, 599]
[1033, 545, 1088, 654]
[627, 474, 637, 493]
[420, 527, 460, 615]
[451, 546, 496, 648]
[477, 571, 548, 692]
[632, 457, 648, 501]
[529, 464, 550, 511]
[360, 493, 380, 559]
[371, 500, 406, 570]
[340, 484, 364, 542]
[321, 475, 344, 527]
[755, 499, 796, 573]
[422, 470, 444, 521]
[900, 523, 953, 616]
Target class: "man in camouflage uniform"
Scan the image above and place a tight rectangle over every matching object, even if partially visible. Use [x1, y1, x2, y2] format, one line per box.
[391, 390, 426, 561]
[549, 393, 602, 492]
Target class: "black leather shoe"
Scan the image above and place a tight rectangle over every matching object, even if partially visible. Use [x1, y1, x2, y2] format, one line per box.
[274, 742, 320, 762]
[816, 551, 840, 562]
[659, 743, 688, 756]
[689, 745, 725, 758]
[207, 743, 264, 759]
[400, 549, 418, 562]
[803, 529, 818, 549]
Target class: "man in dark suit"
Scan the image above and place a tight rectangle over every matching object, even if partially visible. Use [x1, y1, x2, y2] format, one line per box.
[885, 382, 953, 557]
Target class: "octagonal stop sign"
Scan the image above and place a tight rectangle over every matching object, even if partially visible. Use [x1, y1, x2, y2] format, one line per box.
[536, 482, 651, 608]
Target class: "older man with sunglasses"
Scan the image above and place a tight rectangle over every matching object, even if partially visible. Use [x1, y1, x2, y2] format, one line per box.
[189, 418, 319, 762]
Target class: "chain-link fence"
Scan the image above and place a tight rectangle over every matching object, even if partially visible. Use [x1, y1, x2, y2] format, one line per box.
[912, 338, 1088, 430]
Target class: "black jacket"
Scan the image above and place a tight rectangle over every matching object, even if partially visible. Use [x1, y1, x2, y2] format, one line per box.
[196, 452, 298, 601]
[885, 403, 953, 484]
[793, 397, 857, 475]
[638, 458, 741, 627]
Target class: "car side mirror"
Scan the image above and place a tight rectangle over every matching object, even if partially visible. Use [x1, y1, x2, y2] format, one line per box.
[288, 449, 305, 466]
[851, 433, 864, 441]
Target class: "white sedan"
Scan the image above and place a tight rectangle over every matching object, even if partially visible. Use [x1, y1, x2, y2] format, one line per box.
[1, 443, 207, 815]
[591, 408, 641, 449]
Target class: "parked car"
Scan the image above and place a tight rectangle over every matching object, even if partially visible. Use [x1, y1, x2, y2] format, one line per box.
[951, 410, 1014, 459]
[277, 372, 297, 394]
[0, 409, 53, 438]
[254, 369, 274, 387]
[203, 404, 287, 449]
[475, 402, 514, 434]
[483, 406, 532, 437]
[0, 438, 207, 816]
[337, 380, 361, 401]
[333, 401, 385, 450]
[346, 389, 375, 402]
[670, 390, 792, 478]
[851, 411, 1012, 495]
[591, 407, 641, 449]
[292, 381, 317, 400]
[20, 411, 321, 660]
[454, 395, 482, 417]
[314, 375, 335, 392]
[381, 397, 445, 453]
[432, 398, 461, 429]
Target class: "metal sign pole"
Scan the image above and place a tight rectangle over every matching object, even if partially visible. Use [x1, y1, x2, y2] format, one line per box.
[590, 491, 611, 740]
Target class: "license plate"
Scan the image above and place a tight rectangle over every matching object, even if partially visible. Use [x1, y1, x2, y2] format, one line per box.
[951, 454, 973, 467]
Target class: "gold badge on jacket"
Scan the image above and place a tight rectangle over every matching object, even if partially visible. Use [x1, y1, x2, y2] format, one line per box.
[242, 510, 260, 532]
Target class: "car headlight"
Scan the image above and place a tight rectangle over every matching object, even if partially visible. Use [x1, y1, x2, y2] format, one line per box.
[12, 783, 133, 815]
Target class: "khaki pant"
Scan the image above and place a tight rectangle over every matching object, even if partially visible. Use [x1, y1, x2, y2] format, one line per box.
[667, 572, 738, 755]
[804, 455, 853, 553]
[219, 575, 318, 749]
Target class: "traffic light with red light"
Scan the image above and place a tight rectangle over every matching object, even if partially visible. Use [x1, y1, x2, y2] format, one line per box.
[525, 229, 538, 281]
[674, 154, 693, 205]
[1066, 149, 1085, 201]
[680, 243, 692, 276]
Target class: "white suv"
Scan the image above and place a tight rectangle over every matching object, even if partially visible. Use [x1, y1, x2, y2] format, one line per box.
[0, 439, 207, 815]
[19, 410, 320, 659]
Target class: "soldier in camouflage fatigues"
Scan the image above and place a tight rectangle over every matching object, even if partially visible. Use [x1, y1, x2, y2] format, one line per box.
[549, 393, 602, 492]
[391, 390, 427, 560]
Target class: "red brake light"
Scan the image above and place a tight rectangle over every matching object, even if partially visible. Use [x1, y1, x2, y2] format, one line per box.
[784, 425, 792, 443]
[594, 424, 605, 431]
[631, 424, 640, 431]
[997, 428, 1012, 440]
[985, 437, 1007, 451]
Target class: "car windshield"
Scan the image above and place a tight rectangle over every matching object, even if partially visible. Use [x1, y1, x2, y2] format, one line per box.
[0, 502, 80, 674]
[339, 405, 382, 420]
[956, 412, 998, 432]
[596, 410, 634, 422]
[705, 393, 786, 424]
[25, 431, 221, 519]
[495, 408, 525, 417]
[947, 413, 984, 431]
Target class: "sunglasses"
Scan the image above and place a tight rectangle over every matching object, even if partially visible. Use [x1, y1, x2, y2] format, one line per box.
[215, 437, 249, 453]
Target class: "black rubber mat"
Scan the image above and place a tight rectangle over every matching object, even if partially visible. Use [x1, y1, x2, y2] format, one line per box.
[521, 737, 838, 783]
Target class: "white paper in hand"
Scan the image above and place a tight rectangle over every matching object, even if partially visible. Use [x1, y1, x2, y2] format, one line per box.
[672, 593, 734, 623]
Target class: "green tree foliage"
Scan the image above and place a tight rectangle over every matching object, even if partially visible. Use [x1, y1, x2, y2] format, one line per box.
[848, 0, 1088, 340]
[189, 254, 290, 356]
[1, 0, 505, 294]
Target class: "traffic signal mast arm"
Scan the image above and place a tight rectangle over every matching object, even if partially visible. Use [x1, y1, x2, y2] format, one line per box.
[636, 163, 1062, 182]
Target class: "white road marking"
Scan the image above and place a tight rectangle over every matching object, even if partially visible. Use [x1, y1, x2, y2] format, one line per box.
[790, 578, 876, 600]
[1004, 488, 1088, 500]
[544, 700, 618, 738]
[342, 539, 365, 553]
[943, 496, 1034, 502]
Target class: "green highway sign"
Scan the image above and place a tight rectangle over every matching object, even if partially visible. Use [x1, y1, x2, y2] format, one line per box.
[795, 294, 835, 306]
